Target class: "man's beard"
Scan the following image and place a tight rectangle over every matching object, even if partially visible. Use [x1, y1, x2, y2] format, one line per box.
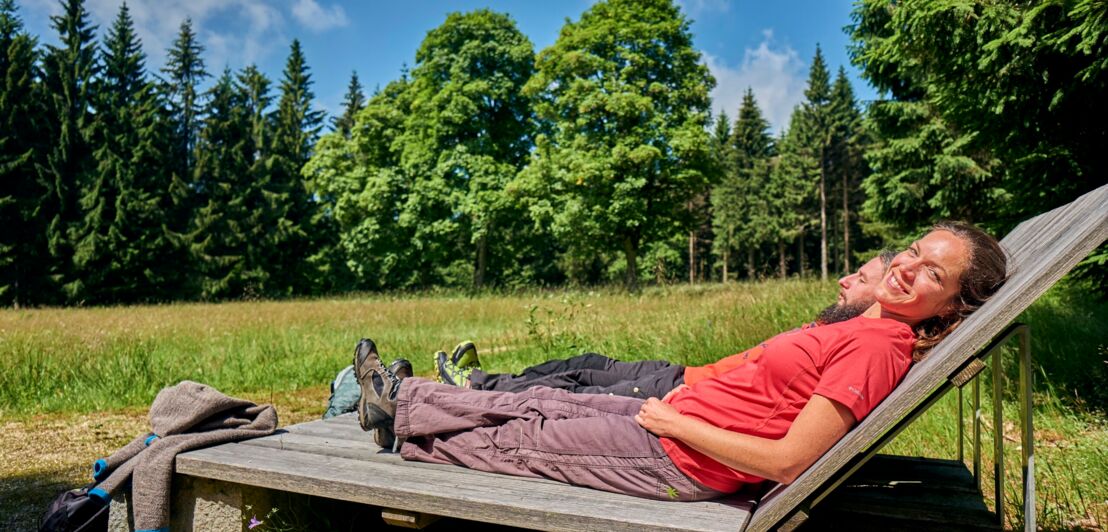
[817, 301, 871, 324]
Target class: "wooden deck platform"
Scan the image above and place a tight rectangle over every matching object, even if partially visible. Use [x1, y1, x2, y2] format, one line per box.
[171, 413, 760, 531]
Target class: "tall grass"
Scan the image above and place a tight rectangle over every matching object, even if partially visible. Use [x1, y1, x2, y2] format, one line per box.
[1, 277, 1104, 528]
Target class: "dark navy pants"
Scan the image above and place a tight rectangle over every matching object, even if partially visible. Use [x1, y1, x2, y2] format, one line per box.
[468, 353, 685, 399]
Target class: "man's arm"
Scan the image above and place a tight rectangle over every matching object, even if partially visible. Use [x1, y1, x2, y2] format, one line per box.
[634, 394, 855, 484]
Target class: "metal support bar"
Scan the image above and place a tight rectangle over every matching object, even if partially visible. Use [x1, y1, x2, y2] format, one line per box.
[1018, 326, 1035, 530]
[993, 341, 1005, 528]
[957, 386, 964, 463]
[956, 322, 1035, 531]
[973, 376, 981, 486]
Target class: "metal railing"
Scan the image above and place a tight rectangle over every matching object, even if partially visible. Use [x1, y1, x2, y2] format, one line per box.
[957, 322, 1035, 530]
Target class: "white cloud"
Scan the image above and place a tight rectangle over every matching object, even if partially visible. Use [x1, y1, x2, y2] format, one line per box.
[703, 30, 807, 134]
[291, 0, 349, 32]
[24, 0, 288, 75]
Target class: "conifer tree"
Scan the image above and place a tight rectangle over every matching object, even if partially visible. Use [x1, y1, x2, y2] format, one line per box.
[797, 45, 832, 280]
[828, 67, 864, 273]
[712, 89, 774, 281]
[267, 39, 326, 295]
[69, 2, 180, 303]
[161, 18, 207, 184]
[709, 110, 735, 280]
[332, 70, 364, 137]
[42, 0, 99, 302]
[0, 0, 48, 306]
[189, 69, 259, 298]
[773, 109, 819, 277]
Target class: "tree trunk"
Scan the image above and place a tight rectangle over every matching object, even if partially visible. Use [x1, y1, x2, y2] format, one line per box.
[722, 247, 729, 283]
[474, 233, 487, 289]
[819, 148, 828, 281]
[798, 231, 807, 277]
[623, 235, 639, 292]
[688, 230, 696, 284]
[746, 247, 755, 279]
[778, 241, 786, 278]
[842, 171, 851, 274]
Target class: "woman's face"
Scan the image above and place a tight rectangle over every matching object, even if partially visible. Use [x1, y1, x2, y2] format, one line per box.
[876, 230, 969, 325]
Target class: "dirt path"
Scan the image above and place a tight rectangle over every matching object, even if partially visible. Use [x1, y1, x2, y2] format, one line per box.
[0, 386, 330, 531]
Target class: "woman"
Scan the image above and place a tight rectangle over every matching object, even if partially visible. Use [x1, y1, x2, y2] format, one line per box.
[356, 222, 1007, 501]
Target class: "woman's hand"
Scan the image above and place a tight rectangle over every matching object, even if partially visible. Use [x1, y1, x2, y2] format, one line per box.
[661, 384, 689, 402]
[635, 397, 687, 438]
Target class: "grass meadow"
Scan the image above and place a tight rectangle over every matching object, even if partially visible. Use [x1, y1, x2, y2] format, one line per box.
[1, 278, 1105, 530]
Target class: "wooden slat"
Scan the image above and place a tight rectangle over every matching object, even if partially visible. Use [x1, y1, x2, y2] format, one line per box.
[176, 444, 755, 532]
[746, 183, 1108, 532]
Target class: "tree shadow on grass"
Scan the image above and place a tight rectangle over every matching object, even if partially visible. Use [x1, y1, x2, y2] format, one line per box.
[0, 467, 84, 532]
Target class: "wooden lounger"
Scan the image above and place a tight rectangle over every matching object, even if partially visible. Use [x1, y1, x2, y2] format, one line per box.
[117, 183, 1106, 531]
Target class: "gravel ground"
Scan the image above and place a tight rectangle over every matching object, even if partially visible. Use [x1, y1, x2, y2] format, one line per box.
[0, 385, 329, 531]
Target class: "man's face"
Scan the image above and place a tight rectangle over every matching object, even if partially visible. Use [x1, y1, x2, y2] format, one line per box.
[837, 256, 885, 308]
[817, 256, 886, 324]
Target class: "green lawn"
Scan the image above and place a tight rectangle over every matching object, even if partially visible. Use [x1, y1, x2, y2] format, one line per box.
[1, 278, 1104, 529]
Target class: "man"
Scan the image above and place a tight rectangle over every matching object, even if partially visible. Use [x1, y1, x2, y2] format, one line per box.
[436, 250, 896, 399]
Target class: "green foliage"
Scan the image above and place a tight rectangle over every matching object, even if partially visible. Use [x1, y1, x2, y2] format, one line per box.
[70, 3, 180, 303]
[189, 70, 263, 298]
[307, 10, 548, 291]
[160, 18, 207, 180]
[266, 39, 332, 296]
[331, 70, 364, 136]
[41, 0, 99, 303]
[850, 0, 1108, 233]
[519, 0, 715, 289]
[0, 0, 48, 306]
[711, 90, 775, 280]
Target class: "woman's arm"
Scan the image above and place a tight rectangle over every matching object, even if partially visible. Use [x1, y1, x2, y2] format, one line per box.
[634, 394, 855, 484]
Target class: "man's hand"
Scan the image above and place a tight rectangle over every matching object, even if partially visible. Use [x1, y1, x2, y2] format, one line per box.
[635, 397, 687, 438]
[661, 383, 689, 402]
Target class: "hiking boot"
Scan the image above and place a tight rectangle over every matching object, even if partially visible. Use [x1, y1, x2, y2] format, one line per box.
[451, 341, 480, 369]
[436, 349, 476, 387]
[353, 338, 401, 436]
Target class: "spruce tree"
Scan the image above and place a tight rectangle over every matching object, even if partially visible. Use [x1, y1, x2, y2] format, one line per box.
[267, 39, 325, 295]
[331, 70, 364, 137]
[70, 2, 179, 303]
[709, 110, 735, 281]
[712, 89, 775, 281]
[798, 45, 833, 280]
[42, 0, 99, 303]
[189, 70, 258, 298]
[0, 0, 48, 306]
[161, 18, 207, 184]
[828, 67, 864, 273]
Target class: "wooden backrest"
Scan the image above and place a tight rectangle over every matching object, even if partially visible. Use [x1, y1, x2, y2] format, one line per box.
[746, 183, 1108, 532]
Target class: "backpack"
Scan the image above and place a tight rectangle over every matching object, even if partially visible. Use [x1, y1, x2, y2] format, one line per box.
[39, 483, 109, 532]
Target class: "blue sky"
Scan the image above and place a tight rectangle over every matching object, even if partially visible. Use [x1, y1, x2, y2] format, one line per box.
[16, 0, 877, 133]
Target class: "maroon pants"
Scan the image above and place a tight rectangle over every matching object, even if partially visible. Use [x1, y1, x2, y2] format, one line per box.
[394, 378, 725, 501]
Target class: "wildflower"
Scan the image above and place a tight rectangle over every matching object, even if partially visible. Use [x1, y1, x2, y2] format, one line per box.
[248, 515, 263, 529]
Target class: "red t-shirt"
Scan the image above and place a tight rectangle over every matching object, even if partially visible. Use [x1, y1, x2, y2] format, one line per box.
[661, 316, 915, 493]
[683, 323, 818, 386]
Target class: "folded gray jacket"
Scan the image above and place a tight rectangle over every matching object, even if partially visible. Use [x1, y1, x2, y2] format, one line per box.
[88, 381, 278, 531]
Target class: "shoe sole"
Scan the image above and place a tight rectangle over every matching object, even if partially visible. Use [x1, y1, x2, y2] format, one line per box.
[434, 351, 454, 386]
